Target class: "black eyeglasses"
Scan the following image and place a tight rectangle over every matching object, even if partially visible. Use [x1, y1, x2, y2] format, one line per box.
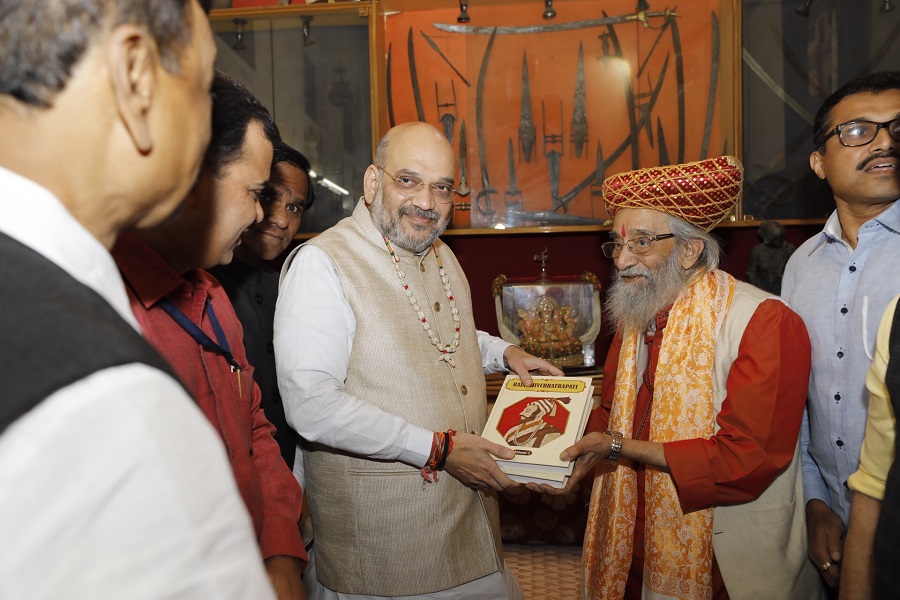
[821, 118, 900, 147]
[378, 166, 457, 204]
[601, 233, 676, 259]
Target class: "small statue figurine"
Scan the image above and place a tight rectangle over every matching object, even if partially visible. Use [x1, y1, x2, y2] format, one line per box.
[747, 220, 796, 295]
[517, 295, 583, 364]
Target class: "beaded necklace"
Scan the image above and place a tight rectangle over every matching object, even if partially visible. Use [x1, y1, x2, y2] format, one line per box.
[383, 236, 461, 365]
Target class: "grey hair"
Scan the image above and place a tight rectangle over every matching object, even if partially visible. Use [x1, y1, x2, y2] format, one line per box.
[373, 133, 390, 167]
[667, 214, 722, 276]
[0, 0, 200, 108]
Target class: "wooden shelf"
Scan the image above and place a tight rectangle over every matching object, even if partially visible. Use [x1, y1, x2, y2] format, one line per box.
[379, 0, 524, 12]
[211, 1, 372, 19]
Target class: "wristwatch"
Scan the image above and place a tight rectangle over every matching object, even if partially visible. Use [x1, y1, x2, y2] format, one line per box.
[604, 430, 624, 463]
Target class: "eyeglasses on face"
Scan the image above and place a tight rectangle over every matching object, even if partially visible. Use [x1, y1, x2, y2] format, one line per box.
[821, 118, 900, 147]
[601, 233, 676, 259]
[378, 166, 457, 204]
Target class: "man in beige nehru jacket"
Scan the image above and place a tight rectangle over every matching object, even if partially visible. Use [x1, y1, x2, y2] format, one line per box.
[275, 122, 561, 600]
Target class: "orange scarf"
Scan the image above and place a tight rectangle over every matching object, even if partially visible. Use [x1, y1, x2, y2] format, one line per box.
[584, 269, 735, 600]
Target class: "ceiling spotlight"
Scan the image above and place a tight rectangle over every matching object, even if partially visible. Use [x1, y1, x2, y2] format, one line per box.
[880, 0, 895, 12]
[795, 0, 812, 16]
[543, 0, 556, 19]
[232, 17, 247, 51]
[457, 1, 470, 23]
[301, 16, 315, 47]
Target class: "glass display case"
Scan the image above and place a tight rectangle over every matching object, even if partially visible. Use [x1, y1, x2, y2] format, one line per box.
[492, 271, 602, 369]
[740, 0, 898, 220]
[378, 0, 740, 231]
[210, 4, 375, 233]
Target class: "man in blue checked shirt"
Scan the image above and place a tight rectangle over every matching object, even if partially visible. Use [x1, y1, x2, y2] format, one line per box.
[782, 71, 900, 592]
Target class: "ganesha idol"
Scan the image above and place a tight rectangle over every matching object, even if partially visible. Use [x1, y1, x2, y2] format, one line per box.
[492, 273, 601, 369]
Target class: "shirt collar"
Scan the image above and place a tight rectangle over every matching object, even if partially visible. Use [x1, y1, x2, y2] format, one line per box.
[871, 198, 900, 233]
[0, 165, 140, 330]
[808, 199, 900, 253]
[113, 232, 191, 310]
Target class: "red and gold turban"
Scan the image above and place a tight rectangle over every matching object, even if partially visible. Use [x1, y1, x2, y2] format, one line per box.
[602, 156, 743, 231]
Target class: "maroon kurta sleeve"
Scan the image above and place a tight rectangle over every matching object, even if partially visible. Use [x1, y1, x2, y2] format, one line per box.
[585, 331, 622, 435]
[664, 298, 811, 513]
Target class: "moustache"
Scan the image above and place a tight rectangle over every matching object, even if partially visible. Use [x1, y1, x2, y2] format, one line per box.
[858, 150, 898, 171]
[616, 265, 652, 279]
[400, 205, 439, 221]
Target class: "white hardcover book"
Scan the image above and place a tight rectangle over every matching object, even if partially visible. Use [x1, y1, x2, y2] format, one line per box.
[482, 375, 595, 482]
[500, 468, 570, 489]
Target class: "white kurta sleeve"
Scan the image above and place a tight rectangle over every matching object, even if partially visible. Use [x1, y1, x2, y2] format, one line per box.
[478, 330, 512, 374]
[275, 245, 433, 468]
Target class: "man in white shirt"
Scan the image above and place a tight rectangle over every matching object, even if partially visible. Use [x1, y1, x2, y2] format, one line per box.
[0, 1, 274, 598]
[275, 122, 561, 599]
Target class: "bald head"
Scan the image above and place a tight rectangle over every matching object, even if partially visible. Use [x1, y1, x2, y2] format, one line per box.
[374, 122, 455, 170]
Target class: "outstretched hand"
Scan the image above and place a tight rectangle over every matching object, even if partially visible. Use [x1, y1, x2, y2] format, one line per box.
[444, 432, 522, 492]
[527, 431, 610, 495]
[503, 345, 564, 386]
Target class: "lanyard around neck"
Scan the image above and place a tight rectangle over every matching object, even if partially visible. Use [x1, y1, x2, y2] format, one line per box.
[158, 297, 241, 373]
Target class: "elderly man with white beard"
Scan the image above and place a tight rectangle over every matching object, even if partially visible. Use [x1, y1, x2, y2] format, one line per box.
[539, 157, 824, 600]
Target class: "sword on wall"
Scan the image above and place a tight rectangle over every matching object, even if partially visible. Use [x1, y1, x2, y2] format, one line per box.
[420, 30, 471, 88]
[457, 119, 470, 197]
[386, 43, 396, 127]
[474, 28, 498, 225]
[433, 10, 674, 35]
[571, 41, 588, 159]
[436, 80, 457, 144]
[407, 27, 425, 122]
[602, 10, 639, 170]
[519, 51, 536, 163]
[699, 11, 720, 160]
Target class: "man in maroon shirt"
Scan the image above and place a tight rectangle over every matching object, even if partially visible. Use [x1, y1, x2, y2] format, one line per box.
[114, 72, 307, 600]
[540, 157, 822, 600]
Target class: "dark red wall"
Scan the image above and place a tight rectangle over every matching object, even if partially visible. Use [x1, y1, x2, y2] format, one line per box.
[443, 222, 824, 367]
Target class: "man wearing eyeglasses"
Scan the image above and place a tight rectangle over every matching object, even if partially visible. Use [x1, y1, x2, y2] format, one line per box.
[274, 122, 561, 599]
[780, 71, 900, 592]
[539, 156, 821, 600]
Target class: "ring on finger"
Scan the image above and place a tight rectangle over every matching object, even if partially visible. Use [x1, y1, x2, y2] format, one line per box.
[822, 561, 832, 572]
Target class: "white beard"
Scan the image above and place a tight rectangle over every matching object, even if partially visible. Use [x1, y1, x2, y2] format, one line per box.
[370, 187, 450, 254]
[605, 249, 690, 333]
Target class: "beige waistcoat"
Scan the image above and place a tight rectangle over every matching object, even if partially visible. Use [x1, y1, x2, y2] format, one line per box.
[300, 201, 501, 596]
[709, 283, 823, 600]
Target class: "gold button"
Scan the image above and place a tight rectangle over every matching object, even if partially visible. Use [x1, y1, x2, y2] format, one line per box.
[461, 385, 468, 395]
[419, 262, 425, 272]
[434, 302, 441, 312]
